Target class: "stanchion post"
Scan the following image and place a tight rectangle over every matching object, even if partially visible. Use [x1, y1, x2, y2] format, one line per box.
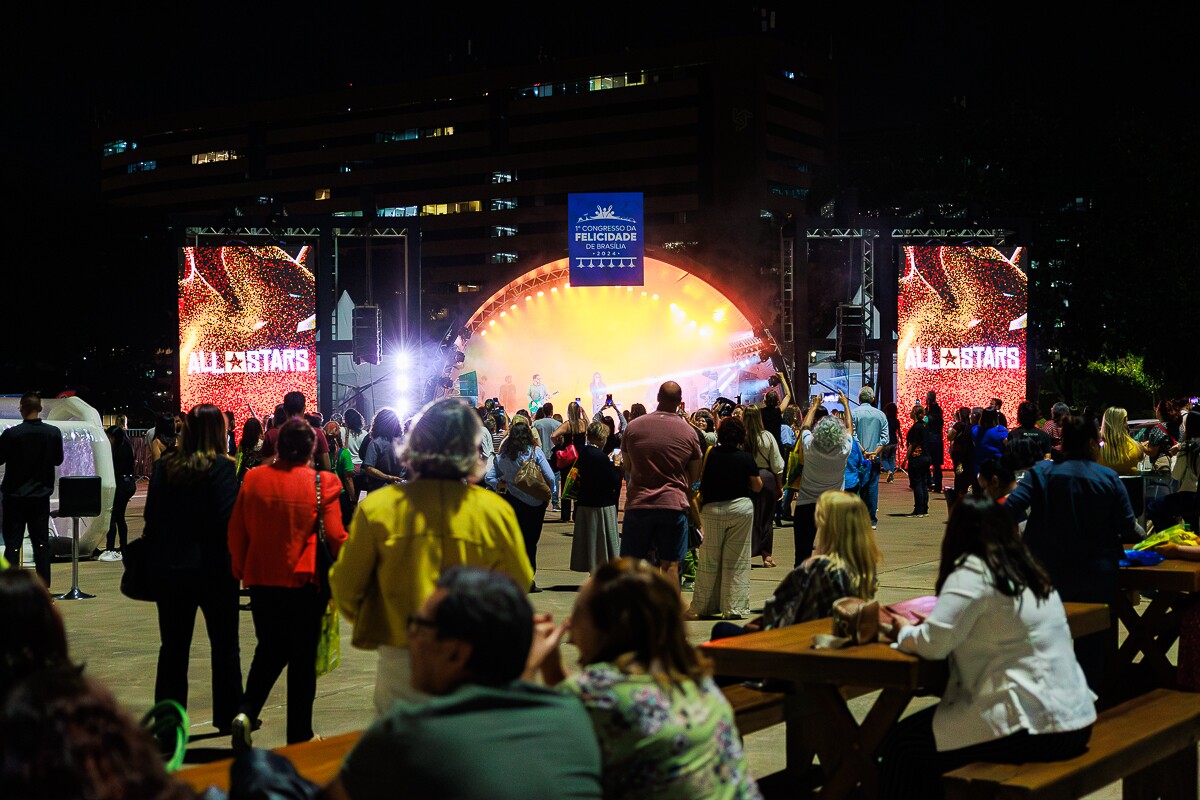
[56, 516, 95, 601]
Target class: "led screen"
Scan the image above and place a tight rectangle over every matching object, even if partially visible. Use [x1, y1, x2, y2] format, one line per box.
[179, 245, 317, 424]
[897, 246, 1027, 469]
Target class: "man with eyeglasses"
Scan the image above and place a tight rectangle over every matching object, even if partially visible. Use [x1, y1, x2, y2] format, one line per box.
[323, 567, 601, 800]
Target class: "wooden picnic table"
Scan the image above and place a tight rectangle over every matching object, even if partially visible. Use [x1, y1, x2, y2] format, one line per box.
[177, 730, 362, 793]
[1111, 558, 1200, 691]
[701, 601, 1109, 799]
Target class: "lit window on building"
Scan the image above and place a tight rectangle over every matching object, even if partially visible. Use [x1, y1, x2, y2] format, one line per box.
[103, 140, 136, 156]
[333, 211, 364, 217]
[379, 206, 418, 217]
[490, 253, 518, 264]
[492, 171, 514, 183]
[340, 164, 353, 173]
[191, 150, 240, 165]
[456, 283, 481, 293]
[420, 201, 482, 216]
[491, 226, 517, 237]
[127, 160, 157, 173]
[315, 188, 331, 201]
[491, 198, 518, 211]
[587, 72, 645, 92]
[423, 126, 455, 137]
[377, 130, 419, 142]
[768, 183, 809, 199]
[257, 196, 273, 205]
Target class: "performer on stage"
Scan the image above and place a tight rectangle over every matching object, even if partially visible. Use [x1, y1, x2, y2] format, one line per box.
[589, 372, 607, 417]
[528, 374, 550, 410]
[498, 375, 518, 414]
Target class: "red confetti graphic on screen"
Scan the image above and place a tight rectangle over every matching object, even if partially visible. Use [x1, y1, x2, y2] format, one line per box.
[897, 246, 1027, 469]
[179, 246, 317, 427]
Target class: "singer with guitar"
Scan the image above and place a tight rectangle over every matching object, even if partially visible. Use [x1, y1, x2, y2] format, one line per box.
[527, 374, 559, 415]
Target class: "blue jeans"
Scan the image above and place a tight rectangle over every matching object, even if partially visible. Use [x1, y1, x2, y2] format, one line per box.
[620, 509, 689, 565]
[858, 463, 881, 524]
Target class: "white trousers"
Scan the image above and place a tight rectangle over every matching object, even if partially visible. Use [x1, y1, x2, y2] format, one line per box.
[690, 497, 754, 618]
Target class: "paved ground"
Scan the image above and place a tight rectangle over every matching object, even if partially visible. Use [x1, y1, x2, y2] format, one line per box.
[48, 476, 1133, 796]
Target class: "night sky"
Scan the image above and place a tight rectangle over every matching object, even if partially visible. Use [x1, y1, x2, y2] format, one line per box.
[3, 5, 1195, 398]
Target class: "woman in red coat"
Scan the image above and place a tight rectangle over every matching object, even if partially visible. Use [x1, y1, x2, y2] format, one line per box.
[227, 418, 347, 749]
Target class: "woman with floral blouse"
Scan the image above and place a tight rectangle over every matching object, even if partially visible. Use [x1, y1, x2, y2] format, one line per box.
[526, 558, 761, 800]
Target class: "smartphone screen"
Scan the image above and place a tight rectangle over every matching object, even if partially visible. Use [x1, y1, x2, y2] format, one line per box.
[605, 393, 613, 405]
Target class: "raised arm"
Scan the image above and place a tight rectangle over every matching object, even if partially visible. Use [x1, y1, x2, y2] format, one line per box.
[777, 372, 793, 411]
[839, 391, 854, 441]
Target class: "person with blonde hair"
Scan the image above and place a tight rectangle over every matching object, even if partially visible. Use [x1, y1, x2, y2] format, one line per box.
[1096, 406, 1146, 475]
[552, 401, 589, 522]
[526, 558, 761, 799]
[742, 406, 784, 569]
[762, 491, 881, 628]
[330, 398, 533, 714]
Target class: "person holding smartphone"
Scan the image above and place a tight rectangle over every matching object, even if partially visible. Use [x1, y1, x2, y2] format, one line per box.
[792, 392, 854, 565]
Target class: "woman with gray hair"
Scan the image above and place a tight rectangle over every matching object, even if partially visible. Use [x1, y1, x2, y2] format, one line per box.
[792, 392, 855, 566]
[330, 398, 533, 713]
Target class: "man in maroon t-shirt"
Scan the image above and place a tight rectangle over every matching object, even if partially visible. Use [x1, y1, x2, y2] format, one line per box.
[260, 390, 331, 470]
[619, 381, 702, 588]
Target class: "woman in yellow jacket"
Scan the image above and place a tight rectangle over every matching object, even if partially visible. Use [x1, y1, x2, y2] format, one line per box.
[329, 399, 533, 714]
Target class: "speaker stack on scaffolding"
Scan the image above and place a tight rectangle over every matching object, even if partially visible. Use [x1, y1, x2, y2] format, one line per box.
[352, 305, 382, 365]
[835, 303, 865, 363]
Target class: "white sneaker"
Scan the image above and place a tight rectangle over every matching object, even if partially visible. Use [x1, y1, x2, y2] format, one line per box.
[98, 551, 123, 562]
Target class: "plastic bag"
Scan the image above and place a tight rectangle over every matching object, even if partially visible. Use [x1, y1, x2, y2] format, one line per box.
[315, 601, 340, 678]
[561, 465, 580, 501]
[1132, 522, 1197, 551]
[1120, 549, 1165, 568]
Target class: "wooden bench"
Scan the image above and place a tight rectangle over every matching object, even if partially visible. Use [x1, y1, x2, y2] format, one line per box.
[943, 688, 1200, 800]
[722, 684, 786, 736]
[177, 730, 362, 793]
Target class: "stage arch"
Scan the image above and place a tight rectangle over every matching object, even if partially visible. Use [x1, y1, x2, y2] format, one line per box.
[460, 257, 776, 416]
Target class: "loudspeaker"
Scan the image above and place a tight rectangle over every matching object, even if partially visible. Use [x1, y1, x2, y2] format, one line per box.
[836, 304, 865, 362]
[352, 305, 382, 365]
[58, 476, 102, 518]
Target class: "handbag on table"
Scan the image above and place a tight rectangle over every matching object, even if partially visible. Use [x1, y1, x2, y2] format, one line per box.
[831, 597, 880, 645]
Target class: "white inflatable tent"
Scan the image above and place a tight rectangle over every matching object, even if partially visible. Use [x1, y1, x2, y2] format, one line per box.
[0, 396, 115, 561]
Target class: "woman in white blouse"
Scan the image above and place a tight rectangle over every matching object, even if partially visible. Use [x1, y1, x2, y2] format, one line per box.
[878, 496, 1096, 799]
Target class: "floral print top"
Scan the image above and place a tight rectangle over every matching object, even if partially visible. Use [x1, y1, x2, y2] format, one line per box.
[561, 663, 762, 800]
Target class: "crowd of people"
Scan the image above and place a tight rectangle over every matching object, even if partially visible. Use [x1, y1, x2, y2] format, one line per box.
[3, 379, 1199, 799]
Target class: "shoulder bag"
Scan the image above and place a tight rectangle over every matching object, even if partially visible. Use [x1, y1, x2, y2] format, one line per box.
[313, 471, 336, 599]
[514, 450, 553, 503]
[555, 439, 580, 469]
[120, 535, 162, 602]
[831, 597, 880, 645]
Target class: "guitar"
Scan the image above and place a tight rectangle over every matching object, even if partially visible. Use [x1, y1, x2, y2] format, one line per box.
[528, 391, 559, 415]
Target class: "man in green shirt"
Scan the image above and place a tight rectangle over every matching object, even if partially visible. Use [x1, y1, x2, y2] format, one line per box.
[323, 567, 602, 800]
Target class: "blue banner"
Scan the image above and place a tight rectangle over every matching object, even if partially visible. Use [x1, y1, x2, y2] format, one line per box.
[568, 192, 644, 286]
